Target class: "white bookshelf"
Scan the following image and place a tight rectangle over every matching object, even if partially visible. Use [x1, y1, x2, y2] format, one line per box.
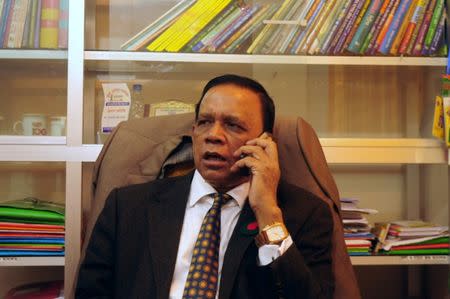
[0, 49, 67, 60]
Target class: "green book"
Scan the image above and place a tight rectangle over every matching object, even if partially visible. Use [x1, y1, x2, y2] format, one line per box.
[387, 248, 449, 255]
[0, 198, 65, 224]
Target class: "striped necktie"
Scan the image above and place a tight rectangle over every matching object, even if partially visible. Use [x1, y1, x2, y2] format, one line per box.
[182, 193, 232, 299]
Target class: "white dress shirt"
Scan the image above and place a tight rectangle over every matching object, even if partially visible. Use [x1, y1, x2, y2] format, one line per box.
[169, 170, 292, 299]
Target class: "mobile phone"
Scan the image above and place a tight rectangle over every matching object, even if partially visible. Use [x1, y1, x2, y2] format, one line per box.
[238, 153, 251, 176]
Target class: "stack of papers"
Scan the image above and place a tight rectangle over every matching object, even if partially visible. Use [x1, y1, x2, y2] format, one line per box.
[341, 198, 378, 256]
[381, 220, 449, 255]
[0, 198, 65, 257]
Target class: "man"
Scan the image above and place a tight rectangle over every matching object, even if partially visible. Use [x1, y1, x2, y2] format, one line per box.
[76, 74, 334, 298]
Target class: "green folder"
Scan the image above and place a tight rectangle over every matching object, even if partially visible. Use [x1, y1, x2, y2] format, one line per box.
[387, 249, 450, 255]
[0, 198, 65, 224]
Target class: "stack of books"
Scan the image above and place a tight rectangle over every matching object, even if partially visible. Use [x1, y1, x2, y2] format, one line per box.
[0, 198, 65, 257]
[341, 198, 377, 256]
[0, 0, 68, 49]
[379, 220, 449, 255]
[122, 0, 447, 56]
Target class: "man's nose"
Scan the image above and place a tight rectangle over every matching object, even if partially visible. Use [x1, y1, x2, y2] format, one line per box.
[206, 123, 225, 143]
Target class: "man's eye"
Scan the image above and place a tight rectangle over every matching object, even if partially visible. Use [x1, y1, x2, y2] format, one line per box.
[197, 119, 211, 126]
[227, 123, 242, 130]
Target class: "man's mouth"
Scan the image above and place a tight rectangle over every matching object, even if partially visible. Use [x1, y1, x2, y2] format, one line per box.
[203, 152, 227, 161]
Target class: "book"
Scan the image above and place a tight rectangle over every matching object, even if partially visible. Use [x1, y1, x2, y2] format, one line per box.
[429, 9, 446, 54]
[122, 0, 196, 51]
[32, 0, 40, 47]
[360, 0, 392, 54]
[378, 0, 412, 54]
[39, 0, 59, 48]
[208, 4, 259, 52]
[57, 0, 67, 48]
[166, 0, 232, 52]
[411, 0, 437, 55]
[183, 2, 236, 52]
[319, 0, 352, 54]
[386, 248, 449, 255]
[25, 0, 38, 48]
[422, 0, 444, 53]
[348, 0, 384, 53]
[389, 0, 417, 55]
[310, 0, 344, 54]
[20, 0, 32, 47]
[372, 222, 391, 253]
[1, 0, 15, 47]
[341, 0, 371, 53]
[247, 0, 294, 54]
[328, 0, 362, 54]
[146, 0, 213, 52]
[5, 0, 29, 48]
[277, 0, 312, 53]
[0, 0, 4, 25]
[225, 3, 279, 54]
[332, 0, 367, 54]
[371, 0, 400, 54]
[398, 0, 429, 54]
[382, 234, 449, 250]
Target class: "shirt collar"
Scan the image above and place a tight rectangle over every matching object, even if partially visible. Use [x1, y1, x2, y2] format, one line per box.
[189, 170, 249, 208]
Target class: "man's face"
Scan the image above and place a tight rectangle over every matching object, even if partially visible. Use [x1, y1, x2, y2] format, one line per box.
[192, 84, 264, 191]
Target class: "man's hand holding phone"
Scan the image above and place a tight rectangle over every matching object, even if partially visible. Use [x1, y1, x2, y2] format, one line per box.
[231, 132, 283, 228]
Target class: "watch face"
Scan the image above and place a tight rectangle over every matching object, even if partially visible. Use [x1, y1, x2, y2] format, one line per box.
[267, 225, 287, 242]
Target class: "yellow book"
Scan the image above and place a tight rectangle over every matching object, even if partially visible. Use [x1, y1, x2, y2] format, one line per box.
[166, 0, 231, 52]
[432, 95, 445, 140]
[246, 0, 293, 54]
[444, 97, 450, 146]
[39, 0, 59, 49]
[156, 0, 215, 52]
[389, 0, 418, 55]
[146, 0, 211, 52]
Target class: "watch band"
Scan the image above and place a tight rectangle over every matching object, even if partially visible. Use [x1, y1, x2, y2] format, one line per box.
[255, 222, 289, 247]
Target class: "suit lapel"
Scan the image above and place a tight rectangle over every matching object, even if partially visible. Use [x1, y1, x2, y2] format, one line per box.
[219, 201, 257, 299]
[146, 172, 193, 299]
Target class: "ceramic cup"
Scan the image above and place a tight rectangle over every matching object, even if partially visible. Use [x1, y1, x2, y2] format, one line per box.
[13, 114, 48, 136]
[49, 116, 67, 136]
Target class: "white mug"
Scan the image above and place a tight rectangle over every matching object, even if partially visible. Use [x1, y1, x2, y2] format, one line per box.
[13, 114, 47, 136]
[49, 116, 66, 136]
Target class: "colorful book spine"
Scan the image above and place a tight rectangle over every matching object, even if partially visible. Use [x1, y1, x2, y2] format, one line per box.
[166, 0, 232, 52]
[1, 0, 14, 47]
[422, 0, 444, 52]
[191, 4, 240, 52]
[252, 0, 296, 54]
[333, 0, 367, 54]
[371, 0, 400, 54]
[320, 0, 352, 54]
[360, 0, 392, 54]
[341, 0, 371, 53]
[411, 0, 437, 55]
[20, 0, 32, 47]
[39, 0, 59, 48]
[299, 0, 336, 54]
[398, 0, 429, 54]
[327, 0, 362, 54]
[57, 0, 67, 48]
[348, 0, 384, 53]
[146, 0, 213, 52]
[278, 0, 315, 53]
[122, 0, 196, 51]
[183, 2, 235, 52]
[6, 0, 29, 48]
[33, 0, 40, 47]
[266, 0, 305, 54]
[225, 4, 278, 53]
[292, 1, 327, 54]
[25, 0, 38, 48]
[389, 0, 417, 55]
[246, 0, 294, 54]
[428, 8, 446, 54]
[209, 5, 259, 52]
[290, 0, 326, 54]
[0, 0, 4, 22]
[406, 0, 433, 54]
[218, 4, 269, 53]
[378, 0, 412, 54]
[312, 0, 344, 54]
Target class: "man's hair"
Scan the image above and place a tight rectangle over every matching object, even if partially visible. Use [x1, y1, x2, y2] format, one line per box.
[195, 74, 275, 133]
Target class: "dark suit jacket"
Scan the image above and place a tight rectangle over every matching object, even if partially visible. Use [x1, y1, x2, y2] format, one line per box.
[76, 172, 334, 299]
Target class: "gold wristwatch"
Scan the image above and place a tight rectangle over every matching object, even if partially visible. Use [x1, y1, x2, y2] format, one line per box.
[255, 222, 289, 247]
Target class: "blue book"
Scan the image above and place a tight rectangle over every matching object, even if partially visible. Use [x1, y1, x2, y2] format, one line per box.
[0, 0, 12, 46]
[0, 250, 64, 256]
[378, 0, 412, 54]
[0, 238, 65, 244]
